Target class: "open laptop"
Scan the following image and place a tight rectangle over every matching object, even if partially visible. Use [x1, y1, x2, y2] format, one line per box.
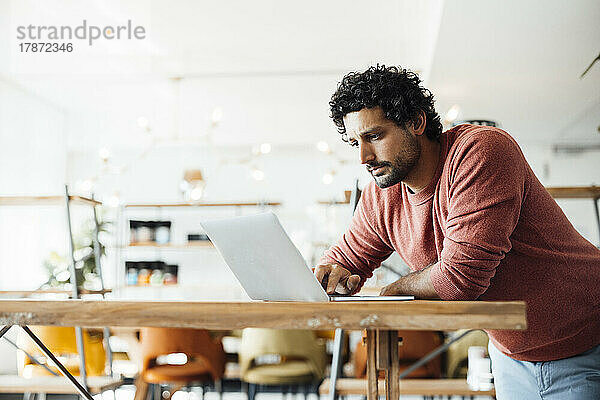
[200, 212, 414, 302]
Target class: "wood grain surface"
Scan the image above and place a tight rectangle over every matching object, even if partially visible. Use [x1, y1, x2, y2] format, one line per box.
[0, 299, 526, 331]
[319, 378, 496, 396]
[0, 195, 101, 206]
[0, 375, 122, 394]
[546, 186, 600, 199]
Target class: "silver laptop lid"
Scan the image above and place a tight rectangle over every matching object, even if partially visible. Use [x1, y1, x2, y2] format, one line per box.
[200, 212, 329, 302]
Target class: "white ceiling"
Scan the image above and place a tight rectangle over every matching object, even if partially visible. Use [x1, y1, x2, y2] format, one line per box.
[428, 0, 600, 146]
[2, 0, 599, 152]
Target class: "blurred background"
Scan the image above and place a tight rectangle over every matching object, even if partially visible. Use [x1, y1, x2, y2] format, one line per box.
[0, 0, 599, 305]
[0, 1, 599, 399]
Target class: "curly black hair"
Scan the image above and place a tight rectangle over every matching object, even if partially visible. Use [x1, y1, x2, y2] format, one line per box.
[329, 65, 442, 142]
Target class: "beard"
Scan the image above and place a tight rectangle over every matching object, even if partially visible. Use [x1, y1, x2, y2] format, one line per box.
[368, 136, 420, 189]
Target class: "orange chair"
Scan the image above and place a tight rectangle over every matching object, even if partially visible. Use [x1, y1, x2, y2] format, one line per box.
[140, 328, 226, 399]
[17, 326, 106, 377]
[354, 330, 442, 379]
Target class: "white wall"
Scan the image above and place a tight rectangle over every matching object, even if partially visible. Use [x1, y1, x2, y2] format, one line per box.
[0, 79, 68, 290]
[521, 144, 600, 245]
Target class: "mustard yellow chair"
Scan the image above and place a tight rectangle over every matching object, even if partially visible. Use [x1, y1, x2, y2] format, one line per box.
[239, 329, 327, 400]
[445, 329, 489, 378]
[17, 326, 106, 378]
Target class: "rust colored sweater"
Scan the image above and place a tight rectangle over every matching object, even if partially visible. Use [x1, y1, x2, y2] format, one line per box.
[321, 124, 600, 362]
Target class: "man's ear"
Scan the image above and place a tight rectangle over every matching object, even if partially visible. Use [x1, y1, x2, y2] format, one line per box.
[412, 110, 426, 136]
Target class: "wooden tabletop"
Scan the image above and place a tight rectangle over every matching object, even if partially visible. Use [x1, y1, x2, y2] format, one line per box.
[0, 299, 526, 331]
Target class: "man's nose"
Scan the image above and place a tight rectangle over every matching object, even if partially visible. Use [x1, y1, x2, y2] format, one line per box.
[360, 143, 375, 165]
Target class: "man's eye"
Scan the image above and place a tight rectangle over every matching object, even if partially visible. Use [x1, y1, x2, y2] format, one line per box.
[367, 133, 380, 141]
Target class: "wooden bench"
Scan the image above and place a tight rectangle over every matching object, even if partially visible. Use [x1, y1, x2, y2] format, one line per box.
[0, 375, 123, 394]
[319, 378, 496, 397]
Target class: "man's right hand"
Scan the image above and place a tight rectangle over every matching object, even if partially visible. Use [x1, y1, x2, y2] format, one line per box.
[313, 263, 361, 295]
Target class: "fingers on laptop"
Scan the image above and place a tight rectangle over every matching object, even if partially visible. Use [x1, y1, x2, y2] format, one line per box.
[314, 264, 330, 288]
[315, 264, 361, 294]
[314, 263, 344, 293]
[327, 264, 349, 294]
[347, 275, 360, 293]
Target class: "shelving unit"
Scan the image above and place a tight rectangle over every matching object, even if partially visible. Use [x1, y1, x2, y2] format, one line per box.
[0, 289, 112, 297]
[0, 186, 120, 392]
[125, 201, 282, 208]
[126, 241, 214, 248]
[546, 185, 600, 245]
[0, 195, 102, 207]
[115, 200, 282, 291]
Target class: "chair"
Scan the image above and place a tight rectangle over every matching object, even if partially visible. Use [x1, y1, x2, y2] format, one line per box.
[315, 330, 350, 363]
[445, 329, 489, 378]
[139, 328, 226, 399]
[239, 328, 327, 400]
[353, 330, 443, 379]
[17, 326, 106, 378]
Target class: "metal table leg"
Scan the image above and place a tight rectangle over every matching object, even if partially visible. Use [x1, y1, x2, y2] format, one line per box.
[328, 328, 345, 400]
[0, 325, 12, 339]
[20, 325, 95, 400]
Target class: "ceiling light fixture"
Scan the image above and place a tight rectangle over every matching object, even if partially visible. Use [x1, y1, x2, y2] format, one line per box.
[443, 105, 461, 124]
[252, 168, 265, 181]
[259, 143, 272, 154]
[182, 169, 206, 202]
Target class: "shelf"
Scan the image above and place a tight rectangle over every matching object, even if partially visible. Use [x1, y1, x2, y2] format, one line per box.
[317, 200, 350, 205]
[0, 289, 112, 297]
[0, 375, 123, 394]
[125, 201, 281, 208]
[0, 195, 102, 206]
[126, 241, 214, 248]
[545, 186, 600, 199]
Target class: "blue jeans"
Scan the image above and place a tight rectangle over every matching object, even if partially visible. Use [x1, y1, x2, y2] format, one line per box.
[488, 341, 600, 399]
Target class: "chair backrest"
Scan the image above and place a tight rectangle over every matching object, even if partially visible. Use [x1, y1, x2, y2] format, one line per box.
[239, 328, 326, 380]
[17, 326, 106, 377]
[354, 330, 443, 379]
[446, 329, 489, 378]
[140, 328, 225, 380]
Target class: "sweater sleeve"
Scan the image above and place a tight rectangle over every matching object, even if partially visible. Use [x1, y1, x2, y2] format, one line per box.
[320, 186, 394, 292]
[430, 131, 527, 300]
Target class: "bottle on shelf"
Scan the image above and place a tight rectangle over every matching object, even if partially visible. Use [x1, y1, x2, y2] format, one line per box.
[137, 265, 151, 286]
[163, 264, 178, 285]
[150, 263, 164, 286]
[155, 221, 171, 244]
[126, 264, 138, 286]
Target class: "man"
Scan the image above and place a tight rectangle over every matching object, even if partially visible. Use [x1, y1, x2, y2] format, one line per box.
[315, 65, 600, 399]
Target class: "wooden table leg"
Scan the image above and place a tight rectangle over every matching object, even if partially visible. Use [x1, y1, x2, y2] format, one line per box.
[366, 329, 378, 400]
[386, 330, 400, 400]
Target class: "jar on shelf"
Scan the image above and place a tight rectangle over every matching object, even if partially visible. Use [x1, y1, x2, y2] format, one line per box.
[137, 222, 154, 243]
[155, 221, 171, 244]
[126, 267, 138, 286]
[137, 266, 151, 286]
[150, 266, 164, 286]
[163, 264, 178, 285]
